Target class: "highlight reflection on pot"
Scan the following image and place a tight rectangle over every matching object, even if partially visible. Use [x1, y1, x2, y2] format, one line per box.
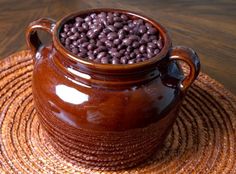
[55, 85, 88, 105]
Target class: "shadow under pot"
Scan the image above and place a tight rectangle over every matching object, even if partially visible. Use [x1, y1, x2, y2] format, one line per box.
[26, 8, 200, 170]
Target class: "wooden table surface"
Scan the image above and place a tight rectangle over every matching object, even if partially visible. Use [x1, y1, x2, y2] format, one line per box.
[0, 0, 235, 94]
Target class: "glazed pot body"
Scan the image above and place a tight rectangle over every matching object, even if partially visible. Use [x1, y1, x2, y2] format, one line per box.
[26, 9, 200, 170]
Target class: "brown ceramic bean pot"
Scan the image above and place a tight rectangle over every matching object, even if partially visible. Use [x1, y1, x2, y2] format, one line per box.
[26, 9, 200, 170]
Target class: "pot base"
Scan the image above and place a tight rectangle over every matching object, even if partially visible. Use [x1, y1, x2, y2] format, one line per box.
[37, 104, 179, 170]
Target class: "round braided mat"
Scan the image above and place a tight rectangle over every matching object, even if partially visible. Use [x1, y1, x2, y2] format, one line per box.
[0, 50, 235, 174]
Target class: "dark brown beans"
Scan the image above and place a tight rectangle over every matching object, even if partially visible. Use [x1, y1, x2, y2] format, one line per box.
[136, 58, 142, 63]
[78, 52, 86, 58]
[128, 59, 135, 64]
[87, 43, 96, 50]
[156, 40, 163, 49]
[113, 52, 121, 58]
[96, 41, 103, 47]
[87, 30, 96, 39]
[79, 47, 87, 54]
[114, 22, 123, 29]
[85, 16, 92, 22]
[70, 27, 77, 33]
[69, 35, 78, 40]
[130, 52, 136, 59]
[76, 17, 84, 22]
[93, 49, 99, 55]
[149, 35, 157, 40]
[113, 39, 121, 45]
[154, 49, 160, 54]
[60, 38, 65, 44]
[100, 37, 107, 43]
[147, 53, 154, 58]
[80, 33, 86, 38]
[72, 48, 78, 54]
[114, 17, 122, 22]
[129, 35, 139, 41]
[118, 33, 125, 40]
[121, 14, 128, 20]
[66, 31, 73, 36]
[147, 42, 157, 49]
[81, 42, 89, 48]
[117, 44, 126, 50]
[112, 58, 120, 64]
[147, 27, 157, 35]
[101, 18, 108, 26]
[77, 27, 84, 32]
[123, 25, 129, 31]
[126, 46, 133, 52]
[145, 23, 152, 29]
[88, 54, 95, 60]
[78, 38, 88, 44]
[122, 38, 132, 46]
[72, 41, 78, 46]
[64, 27, 69, 32]
[141, 33, 149, 43]
[147, 47, 154, 55]
[97, 52, 107, 59]
[128, 22, 135, 28]
[134, 49, 139, 54]
[136, 54, 142, 59]
[120, 57, 128, 64]
[90, 39, 95, 44]
[93, 26, 102, 33]
[94, 58, 101, 63]
[90, 13, 97, 19]
[139, 25, 147, 34]
[98, 33, 106, 39]
[139, 45, 146, 53]
[103, 28, 111, 34]
[60, 11, 163, 64]
[132, 41, 140, 48]
[75, 22, 82, 27]
[98, 12, 106, 18]
[69, 44, 75, 49]
[105, 40, 114, 48]
[65, 38, 71, 45]
[107, 32, 118, 40]
[97, 46, 107, 53]
[152, 39, 158, 44]
[107, 18, 114, 25]
[82, 23, 89, 30]
[101, 57, 109, 64]
[124, 51, 129, 55]
[107, 25, 116, 32]
[60, 33, 67, 38]
[108, 48, 117, 54]
[119, 49, 126, 55]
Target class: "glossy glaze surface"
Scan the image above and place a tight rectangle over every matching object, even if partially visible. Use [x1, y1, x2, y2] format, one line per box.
[33, 47, 182, 131]
[26, 9, 200, 170]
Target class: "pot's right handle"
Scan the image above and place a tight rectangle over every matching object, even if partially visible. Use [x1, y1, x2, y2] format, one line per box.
[168, 46, 200, 91]
[25, 18, 56, 55]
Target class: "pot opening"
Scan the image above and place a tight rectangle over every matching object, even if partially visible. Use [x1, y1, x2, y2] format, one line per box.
[53, 8, 171, 73]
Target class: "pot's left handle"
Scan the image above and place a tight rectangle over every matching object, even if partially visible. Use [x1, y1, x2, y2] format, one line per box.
[26, 18, 56, 56]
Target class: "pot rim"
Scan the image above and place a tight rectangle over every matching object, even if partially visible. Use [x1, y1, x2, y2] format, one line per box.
[52, 8, 172, 72]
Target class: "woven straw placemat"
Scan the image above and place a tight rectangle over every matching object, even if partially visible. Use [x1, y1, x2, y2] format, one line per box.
[0, 50, 235, 174]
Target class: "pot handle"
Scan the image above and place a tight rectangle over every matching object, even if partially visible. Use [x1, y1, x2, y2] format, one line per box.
[25, 18, 56, 55]
[168, 46, 200, 91]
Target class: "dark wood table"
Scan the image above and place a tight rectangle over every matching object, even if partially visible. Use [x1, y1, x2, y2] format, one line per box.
[0, 0, 235, 94]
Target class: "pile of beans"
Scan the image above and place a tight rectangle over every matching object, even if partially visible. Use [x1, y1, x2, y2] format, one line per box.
[60, 12, 163, 64]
